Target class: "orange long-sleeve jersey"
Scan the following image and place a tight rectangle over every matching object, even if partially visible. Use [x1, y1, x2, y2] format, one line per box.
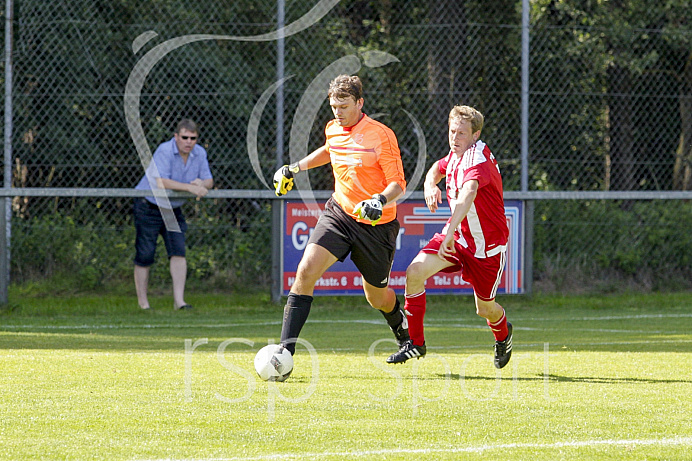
[325, 114, 406, 225]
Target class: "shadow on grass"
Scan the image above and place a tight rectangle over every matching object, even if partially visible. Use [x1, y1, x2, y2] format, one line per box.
[542, 373, 692, 384]
[433, 373, 692, 384]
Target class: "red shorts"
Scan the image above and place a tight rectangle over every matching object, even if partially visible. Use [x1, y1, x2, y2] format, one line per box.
[421, 233, 505, 301]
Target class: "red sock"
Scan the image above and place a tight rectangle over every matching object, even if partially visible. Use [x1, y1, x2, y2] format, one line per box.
[405, 291, 426, 346]
[487, 307, 509, 341]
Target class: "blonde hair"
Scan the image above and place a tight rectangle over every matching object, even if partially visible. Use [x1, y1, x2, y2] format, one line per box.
[449, 105, 484, 134]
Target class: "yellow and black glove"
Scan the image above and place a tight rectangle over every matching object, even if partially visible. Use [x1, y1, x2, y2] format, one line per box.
[273, 163, 300, 196]
[353, 194, 387, 226]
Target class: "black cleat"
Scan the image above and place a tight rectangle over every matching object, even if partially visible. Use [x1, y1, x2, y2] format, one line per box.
[387, 340, 426, 364]
[494, 323, 513, 369]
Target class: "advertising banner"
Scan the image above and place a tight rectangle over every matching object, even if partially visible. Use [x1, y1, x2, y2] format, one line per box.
[283, 199, 523, 296]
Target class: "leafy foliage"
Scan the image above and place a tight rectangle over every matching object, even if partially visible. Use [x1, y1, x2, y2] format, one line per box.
[534, 199, 692, 292]
[11, 198, 274, 294]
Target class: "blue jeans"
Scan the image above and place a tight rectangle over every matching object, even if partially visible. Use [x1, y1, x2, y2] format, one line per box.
[133, 198, 187, 266]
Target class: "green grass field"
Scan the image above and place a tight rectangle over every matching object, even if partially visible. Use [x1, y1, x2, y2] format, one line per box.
[1, 291, 691, 460]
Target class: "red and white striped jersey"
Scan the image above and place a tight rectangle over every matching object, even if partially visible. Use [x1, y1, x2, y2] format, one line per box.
[438, 140, 509, 258]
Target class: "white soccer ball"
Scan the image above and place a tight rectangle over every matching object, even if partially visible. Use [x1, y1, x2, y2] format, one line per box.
[254, 344, 293, 382]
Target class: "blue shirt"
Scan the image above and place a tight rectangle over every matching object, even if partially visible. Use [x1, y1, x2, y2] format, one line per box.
[135, 137, 213, 209]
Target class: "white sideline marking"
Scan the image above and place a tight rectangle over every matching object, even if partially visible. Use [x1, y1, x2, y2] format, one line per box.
[136, 436, 692, 460]
[423, 323, 666, 334]
[574, 313, 692, 321]
[353, 339, 692, 353]
[0, 319, 382, 331]
[4, 312, 692, 332]
[426, 313, 692, 323]
[511, 313, 692, 322]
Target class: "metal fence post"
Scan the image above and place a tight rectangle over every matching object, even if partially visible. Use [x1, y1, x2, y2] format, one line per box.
[520, 0, 529, 193]
[271, 199, 283, 303]
[2, 0, 14, 305]
[520, 0, 532, 295]
[524, 200, 534, 295]
[271, 0, 286, 303]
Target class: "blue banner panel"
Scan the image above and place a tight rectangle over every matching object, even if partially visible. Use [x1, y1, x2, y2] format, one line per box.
[283, 200, 523, 296]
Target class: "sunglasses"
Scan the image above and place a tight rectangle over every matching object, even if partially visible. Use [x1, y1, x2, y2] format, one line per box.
[180, 135, 198, 141]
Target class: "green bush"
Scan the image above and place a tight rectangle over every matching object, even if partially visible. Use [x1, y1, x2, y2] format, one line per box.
[11, 213, 135, 291]
[10, 199, 691, 296]
[10, 201, 274, 295]
[533, 200, 692, 292]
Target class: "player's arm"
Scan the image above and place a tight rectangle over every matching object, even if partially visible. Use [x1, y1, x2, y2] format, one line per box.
[379, 181, 404, 205]
[298, 145, 330, 170]
[424, 160, 445, 213]
[353, 181, 404, 226]
[438, 179, 478, 259]
[355, 130, 406, 223]
[354, 132, 406, 225]
[273, 146, 331, 196]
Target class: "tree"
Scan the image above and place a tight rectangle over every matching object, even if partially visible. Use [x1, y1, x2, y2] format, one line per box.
[533, 0, 692, 191]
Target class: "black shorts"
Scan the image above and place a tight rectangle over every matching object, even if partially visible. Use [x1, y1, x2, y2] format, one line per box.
[308, 197, 400, 288]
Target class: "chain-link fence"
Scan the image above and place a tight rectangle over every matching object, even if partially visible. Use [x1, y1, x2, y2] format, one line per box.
[2, 0, 691, 298]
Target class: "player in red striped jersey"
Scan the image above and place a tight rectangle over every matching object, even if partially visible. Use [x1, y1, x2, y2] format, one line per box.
[387, 105, 513, 368]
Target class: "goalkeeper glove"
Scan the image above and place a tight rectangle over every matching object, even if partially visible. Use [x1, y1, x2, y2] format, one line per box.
[273, 162, 300, 196]
[353, 194, 387, 226]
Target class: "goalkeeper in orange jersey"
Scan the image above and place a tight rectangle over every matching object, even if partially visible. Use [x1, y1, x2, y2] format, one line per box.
[273, 75, 408, 373]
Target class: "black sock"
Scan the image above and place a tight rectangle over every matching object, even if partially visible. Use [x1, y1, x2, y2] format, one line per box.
[280, 292, 313, 355]
[380, 297, 403, 329]
[381, 297, 409, 344]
